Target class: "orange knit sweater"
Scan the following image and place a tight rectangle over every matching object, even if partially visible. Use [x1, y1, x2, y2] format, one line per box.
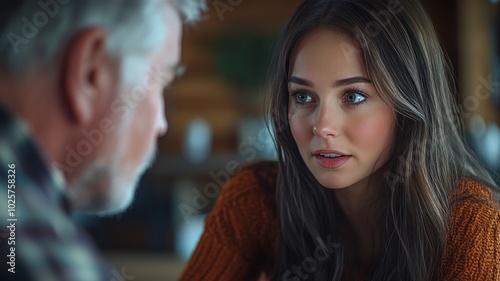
[179, 161, 500, 280]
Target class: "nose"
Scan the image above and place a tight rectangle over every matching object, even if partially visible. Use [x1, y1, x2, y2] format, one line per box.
[312, 103, 341, 138]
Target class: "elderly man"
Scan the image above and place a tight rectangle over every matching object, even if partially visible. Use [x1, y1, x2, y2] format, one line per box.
[0, 0, 205, 280]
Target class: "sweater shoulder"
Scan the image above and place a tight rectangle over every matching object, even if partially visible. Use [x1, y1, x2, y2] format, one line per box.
[202, 161, 279, 261]
[450, 178, 500, 213]
[452, 178, 497, 199]
[449, 178, 500, 229]
[441, 179, 500, 280]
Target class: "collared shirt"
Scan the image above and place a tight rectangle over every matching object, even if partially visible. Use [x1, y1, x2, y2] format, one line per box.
[0, 103, 121, 281]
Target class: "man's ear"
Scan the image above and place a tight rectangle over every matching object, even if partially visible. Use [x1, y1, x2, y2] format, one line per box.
[61, 27, 111, 126]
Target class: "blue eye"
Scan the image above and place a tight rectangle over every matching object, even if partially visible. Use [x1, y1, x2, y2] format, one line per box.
[290, 90, 313, 105]
[344, 91, 366, 104]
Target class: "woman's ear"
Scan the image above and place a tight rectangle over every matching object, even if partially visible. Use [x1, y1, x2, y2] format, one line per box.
[61, 27, 111, 126]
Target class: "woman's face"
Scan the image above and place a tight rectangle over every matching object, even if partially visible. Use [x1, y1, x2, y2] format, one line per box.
[288, 29, 396, 190]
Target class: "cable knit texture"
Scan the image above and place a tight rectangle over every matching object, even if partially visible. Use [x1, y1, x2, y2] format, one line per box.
[179, 161, 500, 280]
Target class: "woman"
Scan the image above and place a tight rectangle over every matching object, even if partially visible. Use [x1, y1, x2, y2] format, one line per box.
[179, 0, 500, 280]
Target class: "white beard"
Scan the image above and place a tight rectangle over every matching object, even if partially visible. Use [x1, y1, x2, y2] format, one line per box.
[67, 145, 157, 216]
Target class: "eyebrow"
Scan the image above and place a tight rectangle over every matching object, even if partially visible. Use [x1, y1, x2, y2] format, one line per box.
[288, 76, 372, 88]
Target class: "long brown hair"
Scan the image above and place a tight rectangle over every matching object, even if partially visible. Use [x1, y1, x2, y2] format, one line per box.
[268, 0, 498, 280]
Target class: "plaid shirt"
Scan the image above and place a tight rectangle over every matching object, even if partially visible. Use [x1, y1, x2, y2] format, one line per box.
[0, 103, 121, 281]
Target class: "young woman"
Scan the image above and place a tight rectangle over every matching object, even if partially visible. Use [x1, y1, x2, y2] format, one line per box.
[179, 0, 500, 280]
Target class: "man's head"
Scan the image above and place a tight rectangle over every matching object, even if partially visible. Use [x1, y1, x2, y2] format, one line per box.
[0, 0, 205, 215]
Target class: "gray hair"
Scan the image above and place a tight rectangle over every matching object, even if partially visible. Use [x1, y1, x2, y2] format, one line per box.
[0, 0, 206, 73]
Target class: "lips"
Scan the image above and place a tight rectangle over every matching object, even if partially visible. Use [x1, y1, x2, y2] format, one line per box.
[313, 150, 351, 169]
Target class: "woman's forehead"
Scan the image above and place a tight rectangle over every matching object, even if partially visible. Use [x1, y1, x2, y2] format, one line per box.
[288, 29, 367, 82]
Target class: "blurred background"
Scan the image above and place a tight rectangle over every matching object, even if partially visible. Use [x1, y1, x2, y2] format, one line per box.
[77, 0, 500, 280]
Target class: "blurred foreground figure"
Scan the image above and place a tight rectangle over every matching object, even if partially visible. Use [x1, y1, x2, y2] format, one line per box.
[0, 1, 205, 280]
